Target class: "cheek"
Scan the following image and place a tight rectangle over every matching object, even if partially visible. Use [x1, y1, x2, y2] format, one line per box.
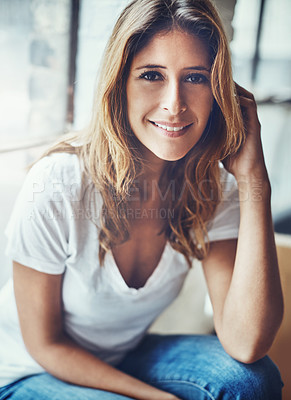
[189, 90, 213, 119]
[127, 82, 157, 119]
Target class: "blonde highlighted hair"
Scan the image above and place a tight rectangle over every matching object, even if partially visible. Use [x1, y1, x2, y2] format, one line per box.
[43, 0, 245, 266]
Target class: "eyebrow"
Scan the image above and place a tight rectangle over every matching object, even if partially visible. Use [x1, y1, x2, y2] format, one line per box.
[135, 64, 210, 72]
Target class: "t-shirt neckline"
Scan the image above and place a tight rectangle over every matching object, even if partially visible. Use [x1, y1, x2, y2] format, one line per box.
[105, 241, 174, 294]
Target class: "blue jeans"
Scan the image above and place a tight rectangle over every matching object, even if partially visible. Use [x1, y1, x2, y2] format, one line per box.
[0, 334, 283, 399]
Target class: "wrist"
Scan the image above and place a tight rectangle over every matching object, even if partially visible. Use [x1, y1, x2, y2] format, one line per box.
[236, 175, 271, 203]
[233, 163, 269, 182]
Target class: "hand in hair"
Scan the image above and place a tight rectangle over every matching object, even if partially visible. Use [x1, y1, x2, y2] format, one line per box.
[211, 83, 283, 364]
[222, 82, 268, 183]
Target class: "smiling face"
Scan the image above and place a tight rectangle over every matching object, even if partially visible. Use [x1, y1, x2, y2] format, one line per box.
[126, 29, 214, 163]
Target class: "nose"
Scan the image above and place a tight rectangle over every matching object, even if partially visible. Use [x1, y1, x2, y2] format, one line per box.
[161, 80, 187, 115]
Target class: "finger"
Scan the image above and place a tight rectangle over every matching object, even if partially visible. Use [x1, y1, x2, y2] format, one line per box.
[234, 82, 255, 100]
[238, 96, 257, 109]
[237, 97, 260, 132]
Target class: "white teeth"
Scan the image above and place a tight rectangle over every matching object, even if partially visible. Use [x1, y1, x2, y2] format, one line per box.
[154, 122, 186, 132]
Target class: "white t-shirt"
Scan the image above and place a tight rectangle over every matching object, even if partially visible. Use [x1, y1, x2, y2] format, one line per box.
[0, 153, 240, 387]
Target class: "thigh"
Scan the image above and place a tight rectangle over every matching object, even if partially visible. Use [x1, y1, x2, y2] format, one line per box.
[117, 334, 283, 400]
[0, 373, 133, 400]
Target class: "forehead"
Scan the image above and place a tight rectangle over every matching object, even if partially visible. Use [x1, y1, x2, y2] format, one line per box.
[131, 29, 211, 68]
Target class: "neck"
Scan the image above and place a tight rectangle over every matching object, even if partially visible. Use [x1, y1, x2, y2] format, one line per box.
[135, 158, 168, 205]
[133, 143, 172, 203]
[139, 144, 167, 180]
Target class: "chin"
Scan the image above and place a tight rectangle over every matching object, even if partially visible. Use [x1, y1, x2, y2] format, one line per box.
[154, 150, 190, 162]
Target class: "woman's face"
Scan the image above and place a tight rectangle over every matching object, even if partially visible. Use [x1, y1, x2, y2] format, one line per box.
[126, 29, 214, 162]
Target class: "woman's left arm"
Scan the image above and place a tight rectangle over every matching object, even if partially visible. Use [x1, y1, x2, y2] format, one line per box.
[202, 83, 284, 364]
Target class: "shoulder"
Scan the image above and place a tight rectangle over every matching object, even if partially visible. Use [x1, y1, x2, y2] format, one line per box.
[206, 164, 240, 242]
[4, 153, 85, 272]
[218, 163, 239, 202]
[29, 152, 82, 184]
[27, 152, 87, 203]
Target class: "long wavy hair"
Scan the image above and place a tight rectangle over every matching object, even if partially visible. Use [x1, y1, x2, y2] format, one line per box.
[43, 0, 245, 266]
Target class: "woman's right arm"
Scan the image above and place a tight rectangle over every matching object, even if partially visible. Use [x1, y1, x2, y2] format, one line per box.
[13, 261, 179, 400]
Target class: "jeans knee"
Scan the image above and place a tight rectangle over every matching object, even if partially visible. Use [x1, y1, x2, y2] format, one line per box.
[148, 356, 283, 400]
[210, 355, 283, 400]
[150, 380, 216, 400]
[246, 355, 283, 399]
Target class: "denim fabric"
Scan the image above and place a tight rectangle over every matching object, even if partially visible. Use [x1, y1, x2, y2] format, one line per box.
[0, 334, 283, 400]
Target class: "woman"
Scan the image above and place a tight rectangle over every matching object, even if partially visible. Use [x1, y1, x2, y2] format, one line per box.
[0, 0, 284, 399]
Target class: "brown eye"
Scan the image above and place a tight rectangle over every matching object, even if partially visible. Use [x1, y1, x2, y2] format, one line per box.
[139, 71, 163, 81]
[185, 74, 208, 84]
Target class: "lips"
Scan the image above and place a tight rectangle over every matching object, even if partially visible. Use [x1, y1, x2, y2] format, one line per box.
[150, 120, 192, 130]
[149, 120, 193, 137]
